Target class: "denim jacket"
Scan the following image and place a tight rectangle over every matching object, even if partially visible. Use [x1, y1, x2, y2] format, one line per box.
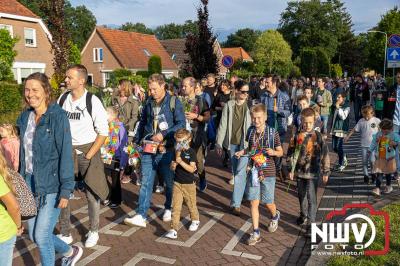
[17, 104, 74, 200]
[135, 93, 186, 148]
[261, 89, 291, 135]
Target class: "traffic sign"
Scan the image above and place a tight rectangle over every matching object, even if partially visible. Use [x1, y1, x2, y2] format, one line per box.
[388, 34, 400, 47]
[222, 55, 234, 68]
[387, 47, 400, 68]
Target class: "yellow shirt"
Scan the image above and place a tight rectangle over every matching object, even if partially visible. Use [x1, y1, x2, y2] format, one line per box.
[0, 174, 17, 242]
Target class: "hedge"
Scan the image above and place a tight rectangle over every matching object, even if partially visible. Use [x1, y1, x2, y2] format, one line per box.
[0, 81, 23, 124]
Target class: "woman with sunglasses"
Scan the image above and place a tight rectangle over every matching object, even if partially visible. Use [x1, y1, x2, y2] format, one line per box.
[216, 80, 252, 216]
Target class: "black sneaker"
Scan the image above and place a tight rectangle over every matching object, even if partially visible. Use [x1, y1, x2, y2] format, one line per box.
[296, 216, 308, 226]
[61, 245, 83, 266]
[364, 175, 369, 184]
[199, 179, 207, 192]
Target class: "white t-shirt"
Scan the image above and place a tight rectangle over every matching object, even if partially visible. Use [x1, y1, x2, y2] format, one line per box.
[354, 117, 381, 147]
[58, 90, 108, 146]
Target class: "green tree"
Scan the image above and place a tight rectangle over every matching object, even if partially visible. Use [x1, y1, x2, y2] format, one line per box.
[120, 22, 154, 34]
[253, 30, 293, 77]
[366, 7, 400, 74]
[183, 0, 218, 79]
[279, 0, 351, 60]
[0, 29, 18, 81]
[300, 47, 330, 77]
[65, 4, 96, 49]
[40, 0, 70, 89]
[148, 55, 162, 75]
[331, 63, 343, 78]
[223, 28, 261, 52]
[68, 41, 81, 65]
[155, 20, 198, 40]
[18, 0, 96, 50]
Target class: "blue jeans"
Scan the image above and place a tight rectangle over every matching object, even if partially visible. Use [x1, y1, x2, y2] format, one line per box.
[320, 115, 329, 134]
[27, 193, 71, 266]
[0, 235, 16, 266]
[362, 147, 375, 176]
[137, 151, 174, 218]
[332, 136, 344, 166]
[229, 144, 249, 208]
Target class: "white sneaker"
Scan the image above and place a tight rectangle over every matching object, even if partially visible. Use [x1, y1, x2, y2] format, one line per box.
[163, 209, 172, 222]
[372, 187, 381, 196]
[84, 231, 99, 248]
[124, 214, 147, 228]
[383, 185, 393, 194]
[189, 220, 200, 231]
[155, 185, 164, 193]
[165, 229, 177, 239]
[56, 234, 73, 245]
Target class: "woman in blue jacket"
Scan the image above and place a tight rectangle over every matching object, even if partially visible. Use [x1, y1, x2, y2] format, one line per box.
[17, 73, 82, 266]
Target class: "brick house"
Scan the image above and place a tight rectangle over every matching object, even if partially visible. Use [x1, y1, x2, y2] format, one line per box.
[81, 27, 179, 87]
[0, 0, 53, 84]
[221, 47, 254, 63]
[161, 38, 228, 78]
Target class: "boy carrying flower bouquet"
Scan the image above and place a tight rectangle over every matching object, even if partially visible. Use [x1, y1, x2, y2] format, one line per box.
[287, 108, 330, 235]
[235, 104, 283, 246]
[101, 106, 128, 208]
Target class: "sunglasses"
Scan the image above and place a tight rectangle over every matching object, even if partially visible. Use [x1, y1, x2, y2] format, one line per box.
[240, 90, 249, 94]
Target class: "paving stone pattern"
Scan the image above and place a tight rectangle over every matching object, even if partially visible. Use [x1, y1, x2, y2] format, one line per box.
[13, 130, 396, 265]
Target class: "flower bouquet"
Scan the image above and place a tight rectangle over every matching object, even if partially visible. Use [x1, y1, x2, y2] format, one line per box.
[124, 143, 142, 169]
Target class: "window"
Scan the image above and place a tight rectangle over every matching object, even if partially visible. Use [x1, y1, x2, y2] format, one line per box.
[0, 24, 13, 37]
[93, 48, 103, 62]
[24, 28, 36, 47]
[143, 48, 151, 57]
[103, 72, 111, 87]
[87, 74, 93, 86]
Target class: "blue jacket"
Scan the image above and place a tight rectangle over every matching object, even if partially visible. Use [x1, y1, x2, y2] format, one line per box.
[261, 89, 291, 135]
[17, 104, 74, 200]
[135, 93, 186, 148]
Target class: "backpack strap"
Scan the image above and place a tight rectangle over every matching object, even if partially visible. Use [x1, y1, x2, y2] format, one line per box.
[86, 91, 93, 118]
[59, 90, 93, 119]
[58, 90, 71, 107]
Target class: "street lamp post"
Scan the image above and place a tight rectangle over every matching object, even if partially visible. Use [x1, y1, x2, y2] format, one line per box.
[368, 30, 388, 78]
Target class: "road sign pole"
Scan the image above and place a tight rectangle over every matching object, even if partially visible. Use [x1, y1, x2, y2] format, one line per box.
[384, 34, 387, 78]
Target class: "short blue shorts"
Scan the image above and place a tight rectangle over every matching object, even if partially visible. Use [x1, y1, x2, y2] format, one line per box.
[246, 176, 276, 204]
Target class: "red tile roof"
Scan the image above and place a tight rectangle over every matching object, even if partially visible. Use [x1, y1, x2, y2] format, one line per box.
[96, 27, 178, 70]
[221, 47, 253, 62]
[0, 0, 39, 18]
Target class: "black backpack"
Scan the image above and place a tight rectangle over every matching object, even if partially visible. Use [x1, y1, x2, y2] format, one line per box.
[58, 90, 94, 118]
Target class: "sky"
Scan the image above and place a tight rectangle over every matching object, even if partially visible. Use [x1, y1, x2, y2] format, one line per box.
[70, 0, 398, 41]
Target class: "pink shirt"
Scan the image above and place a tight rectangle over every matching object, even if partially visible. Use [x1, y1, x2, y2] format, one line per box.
[0, 137, 20, 171]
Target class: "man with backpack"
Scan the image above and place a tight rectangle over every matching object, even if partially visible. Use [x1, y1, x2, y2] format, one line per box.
[260, 74, 291, 180]
[124, 74, 185, 227]
[57, 64, 109, 248]
[181, 77, 210, 191]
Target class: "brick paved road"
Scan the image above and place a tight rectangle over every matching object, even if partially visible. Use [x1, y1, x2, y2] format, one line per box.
[15, 133, 390, 266]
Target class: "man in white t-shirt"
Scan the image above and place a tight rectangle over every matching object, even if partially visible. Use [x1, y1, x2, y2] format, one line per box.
[57, 64, 109, 248]
[345, 105, 380, 183]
